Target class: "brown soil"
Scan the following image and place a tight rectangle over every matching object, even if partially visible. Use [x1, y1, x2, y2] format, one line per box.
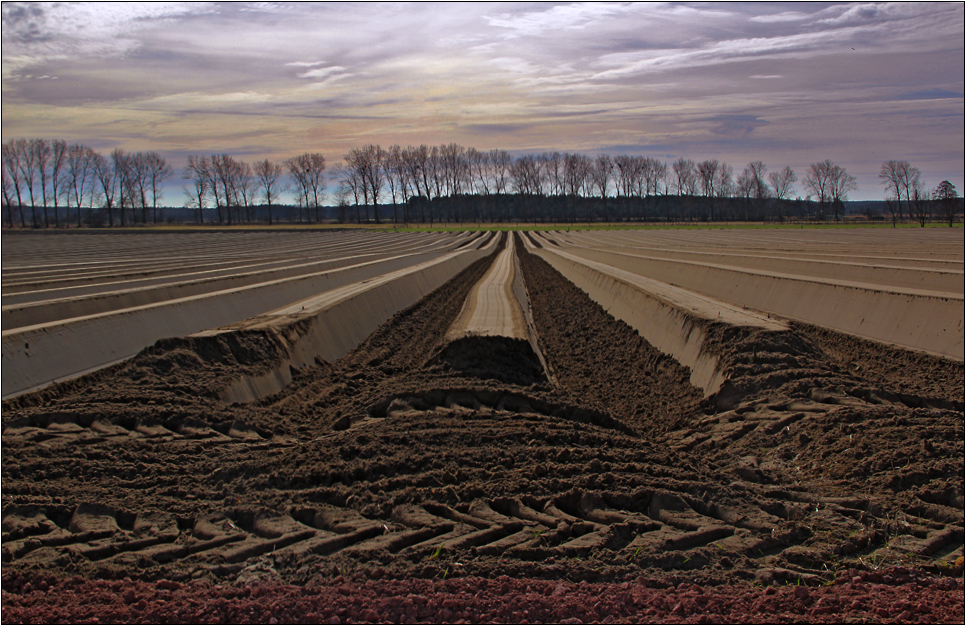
[2, 233, 964, 623]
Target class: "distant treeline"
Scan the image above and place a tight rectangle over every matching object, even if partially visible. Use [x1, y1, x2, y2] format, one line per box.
[3, 138, 961, 228]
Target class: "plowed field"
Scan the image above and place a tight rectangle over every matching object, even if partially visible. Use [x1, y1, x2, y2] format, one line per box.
[2, 229, 964, 623]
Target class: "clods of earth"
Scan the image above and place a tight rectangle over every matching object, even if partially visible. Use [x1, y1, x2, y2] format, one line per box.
[3, 237, 964, 623]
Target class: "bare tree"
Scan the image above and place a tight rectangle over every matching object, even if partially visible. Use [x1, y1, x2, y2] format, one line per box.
[15, 139, 40, 225]
[746, 161, 769, 203]
[590, 155, 612, 198]
[112, 149, 139, 226]
[143, 152, 172, 223]
[127, 152, 152, 223]
[879, 160, 905, 225]
[695, 159, 719, 220]
[428, 145, 445, 206]
[736, 168, 755, 219]
[334, 161, 365, 223]
[612, 155, 638, 198]
[490, 149, 512, 196]
[384, 145, 407, 223]
[213, 154, 254, 224]
[284, 155, 310, 221]
[509, 155, 534, 196]
[66, 144, 97, 227]
[32, 139, 53, 226]
[768, 166, 797, 200]
[715, 163, 734, 199]
[440, 143, 468, 196]
[1, 156, 12, 227]
[284, 152, 327, 222]
[697, 160, 717, 199]
[804, 160, 834, 219]
[544, 151, 565, 196]
[898, 161, 921, 221]
[910, 181, 930, 227]
[183, 155, 210, 224]
[389, 145, 413, 203]
[2, 141, 28, 227]
[361, 144, 385, 223]
[209, 154, 235, 224]
[828, 163, 858, 220]
[49, 139, 68, 227]
[305, 153, 327, 220]
[344, 147, 371, 222]
[466, 147, 490, 196]
[402, 145, 433, 223]
[92, 151, 117, 227]
[642, 157, 666, 197]
[235, 160, 256, 222]
[561, 153, 591, 222]
[879, 160, 921, 225]
[253, 158, 285, 224]
[672, 157, 698, 196]
[736, 161, 769, 219]
[563, 153, 591, 196]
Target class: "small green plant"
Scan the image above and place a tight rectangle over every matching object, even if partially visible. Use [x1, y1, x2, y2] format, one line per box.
[628, 546, 643, 561]
[442, 566, 450, 580]
[430, 545, 444, 559]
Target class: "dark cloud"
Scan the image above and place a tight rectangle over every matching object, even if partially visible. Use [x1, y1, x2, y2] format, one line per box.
[895, 89, 964, 101]
[1, 3, 50, 43]
[708, 115, 770, 137]
[463, 123, 534, 136]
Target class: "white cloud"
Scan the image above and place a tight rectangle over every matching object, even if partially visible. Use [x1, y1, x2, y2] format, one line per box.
[484, 2, 633, 38]
[296, 66, 349, 80]
[815, 2, 890, 26]
[750, 11, 809, 24]
[285, 61, 328, 68]
[197, 91, 274, 103]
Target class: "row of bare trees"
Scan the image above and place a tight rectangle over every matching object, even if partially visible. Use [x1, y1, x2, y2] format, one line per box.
[2, 138, 172, 228]
[327, 144, 865, 224]
[326, 143, 817, 224]
[5, 137, 959, 226]
[877, 160, 959, 227]
[176, 149, 963, 226]
[182, 152, 326, 225]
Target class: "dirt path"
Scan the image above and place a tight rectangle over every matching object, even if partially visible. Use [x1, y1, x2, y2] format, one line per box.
[2, 232, 963, 623]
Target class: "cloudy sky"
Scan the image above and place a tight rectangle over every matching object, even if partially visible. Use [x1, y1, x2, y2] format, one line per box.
[2, 1, 964, 201]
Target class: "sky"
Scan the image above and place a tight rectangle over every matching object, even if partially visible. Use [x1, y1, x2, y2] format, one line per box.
[2, 1, 964, 202]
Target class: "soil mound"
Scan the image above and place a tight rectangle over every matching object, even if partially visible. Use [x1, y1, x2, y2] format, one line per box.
[427, 336, 547, 386]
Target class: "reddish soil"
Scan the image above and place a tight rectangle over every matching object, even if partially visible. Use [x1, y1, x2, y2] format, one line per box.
[2, 233, 964, 623]
[3, 567, 963, 624]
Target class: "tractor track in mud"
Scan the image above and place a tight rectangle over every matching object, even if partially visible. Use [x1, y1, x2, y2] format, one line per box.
[2, 232, 964, 623]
